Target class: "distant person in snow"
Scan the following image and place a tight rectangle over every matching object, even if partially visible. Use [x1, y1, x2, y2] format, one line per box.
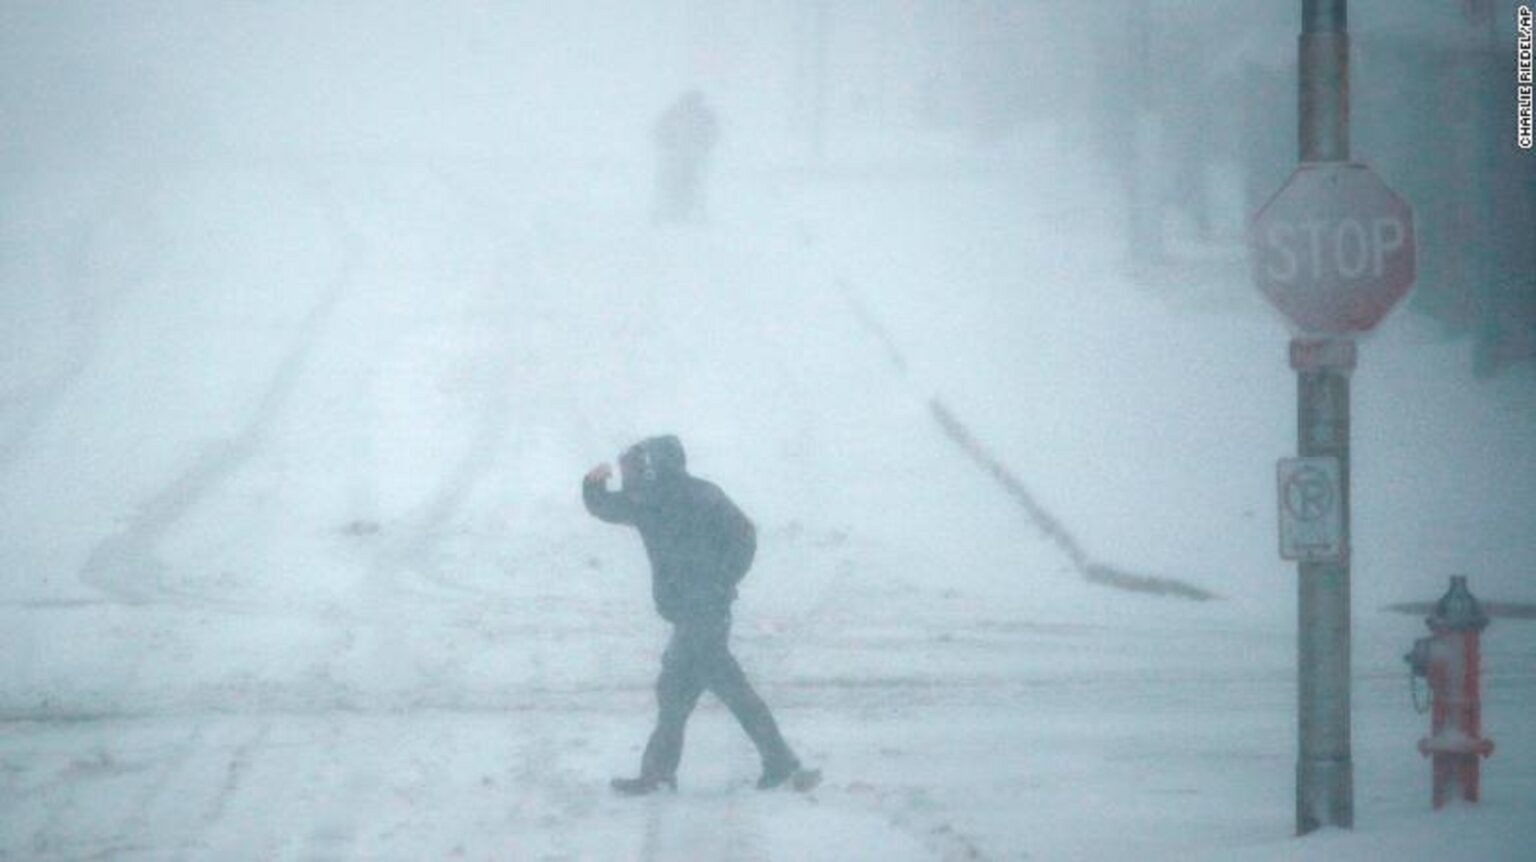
[652, 90, 719, 223]
[583, 435, 817, 795]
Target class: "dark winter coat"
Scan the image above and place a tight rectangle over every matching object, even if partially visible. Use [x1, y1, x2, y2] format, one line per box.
[653, 92, 719, 161]
[583, 436, 756, 623]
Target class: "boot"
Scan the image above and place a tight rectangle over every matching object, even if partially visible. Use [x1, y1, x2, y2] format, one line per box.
[756, 758, 819, 791]
[610, 774, 677, 796]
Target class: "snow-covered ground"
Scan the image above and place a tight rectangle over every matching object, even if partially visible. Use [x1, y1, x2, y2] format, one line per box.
[2, 101, 1533, 862]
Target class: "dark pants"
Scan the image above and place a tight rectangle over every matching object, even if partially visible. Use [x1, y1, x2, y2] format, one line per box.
[653, 156, 705, 223]
[640, 614, 795, 781]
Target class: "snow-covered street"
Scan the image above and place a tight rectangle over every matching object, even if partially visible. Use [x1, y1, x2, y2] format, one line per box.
[2, 148, 1531, 860]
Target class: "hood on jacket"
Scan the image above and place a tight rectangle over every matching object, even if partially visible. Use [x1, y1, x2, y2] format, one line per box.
[620, 435, 687, 493]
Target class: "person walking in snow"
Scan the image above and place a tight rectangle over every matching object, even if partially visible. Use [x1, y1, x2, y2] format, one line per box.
[651, 90, 719, 223]
[583, 435, 815, 794]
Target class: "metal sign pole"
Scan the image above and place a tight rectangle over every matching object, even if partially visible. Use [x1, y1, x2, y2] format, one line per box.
[1292, 339, 1354, 833]
[1295, 0, 1354, 835]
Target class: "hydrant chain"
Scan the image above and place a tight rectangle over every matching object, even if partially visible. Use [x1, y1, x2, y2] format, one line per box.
[1408, 670, 1430, 715]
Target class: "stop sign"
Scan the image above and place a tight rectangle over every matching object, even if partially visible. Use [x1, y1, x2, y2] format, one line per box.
[1250, 163, 1416, 333]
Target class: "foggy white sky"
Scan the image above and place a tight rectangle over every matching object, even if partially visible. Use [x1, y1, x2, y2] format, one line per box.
[2, 1, 1507, 173]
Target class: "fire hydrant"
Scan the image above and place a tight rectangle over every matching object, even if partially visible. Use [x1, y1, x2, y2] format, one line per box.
[1404, 575, 1494, 808]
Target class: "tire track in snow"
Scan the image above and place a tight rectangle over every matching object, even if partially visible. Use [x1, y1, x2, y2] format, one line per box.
[332, 166, 602, 856]
[0, 178, 164, 472]
[251, 717, 365, 860]
[829, 265, 1216, 602]
[76, 169, 361, 607]
[14, 722, 208, 860]
[870, 785, 993, 862]
[927, 399, 1216, 601]
[725, 213, 1216, 602]
[354, 165, 528, 610]
[172, 721, 272, 862]
[102, 722, 213, 855]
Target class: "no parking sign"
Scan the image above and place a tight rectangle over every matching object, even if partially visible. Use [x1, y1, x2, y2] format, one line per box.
[1278, 456, 1345, 562]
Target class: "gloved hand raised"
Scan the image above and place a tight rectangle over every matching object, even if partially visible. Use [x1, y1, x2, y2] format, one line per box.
[586, 463, 614, 484]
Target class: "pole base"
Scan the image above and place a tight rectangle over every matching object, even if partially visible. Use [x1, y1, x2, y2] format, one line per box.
[1297, 756, 1354, 834]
